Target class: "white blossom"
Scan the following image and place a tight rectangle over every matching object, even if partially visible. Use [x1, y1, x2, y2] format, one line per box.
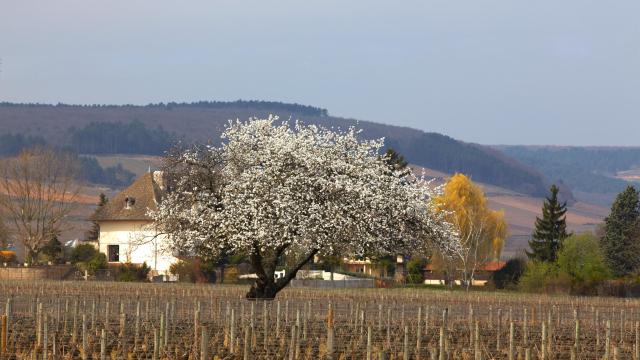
[151, 116, 459, 296]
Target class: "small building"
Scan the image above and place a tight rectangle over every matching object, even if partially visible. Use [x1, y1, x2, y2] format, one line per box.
[93, 172, 177, 276]
[423, 261, 506, 286]
[341, 255, 405, 280]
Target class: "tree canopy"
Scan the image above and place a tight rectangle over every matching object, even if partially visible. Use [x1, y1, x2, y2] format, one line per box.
[85, 193, 108, 241]
[69, 121, 175, 155]
[433, 173, 507, 287]
[152, 116, 459, 298]
[0, 133, 46, 156]
[557, 232, 610, 286]
[600, 186, 640, 277]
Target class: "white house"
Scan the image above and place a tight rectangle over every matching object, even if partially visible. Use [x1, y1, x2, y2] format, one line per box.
[94, 171, 177, 276]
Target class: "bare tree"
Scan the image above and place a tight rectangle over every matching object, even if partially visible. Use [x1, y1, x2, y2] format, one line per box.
[0, 147, 82, 263]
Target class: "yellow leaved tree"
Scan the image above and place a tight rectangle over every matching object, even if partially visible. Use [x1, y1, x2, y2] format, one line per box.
[433, 173, 507, 289]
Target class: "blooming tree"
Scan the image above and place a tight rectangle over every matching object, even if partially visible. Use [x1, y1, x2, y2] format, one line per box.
[152, 116, 459, 298]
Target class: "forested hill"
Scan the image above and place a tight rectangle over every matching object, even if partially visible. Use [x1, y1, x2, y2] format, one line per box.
[498, 146, 640, 196]
[0, 101, 549, 196]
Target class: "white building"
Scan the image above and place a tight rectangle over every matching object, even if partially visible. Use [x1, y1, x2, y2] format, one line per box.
[94, 171, 177, 276]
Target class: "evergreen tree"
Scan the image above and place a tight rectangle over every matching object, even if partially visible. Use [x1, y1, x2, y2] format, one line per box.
[600, 186, 640, 277]
[384, 148, 410, 178]
[85, 193, 108, 241]
[384, 148, 408, 170]
[527, 184, 570, 262]
[41, 235, 64, 264]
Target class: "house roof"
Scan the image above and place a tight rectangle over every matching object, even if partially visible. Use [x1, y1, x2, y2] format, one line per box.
[93, 172, 163, 221]
[424, 261, 506, 272]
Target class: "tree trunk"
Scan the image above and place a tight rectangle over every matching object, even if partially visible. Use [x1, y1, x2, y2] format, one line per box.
[25, 248, 38, 265]
[246, 278, 279, 299]
[218, 265, 225, 284]
[246, 248, 319, 300]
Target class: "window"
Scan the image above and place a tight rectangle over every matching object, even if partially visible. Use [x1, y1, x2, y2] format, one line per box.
[107, 245, 120, 262]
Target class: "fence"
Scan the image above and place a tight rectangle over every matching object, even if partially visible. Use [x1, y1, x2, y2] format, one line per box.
[290, 278, 375, 288]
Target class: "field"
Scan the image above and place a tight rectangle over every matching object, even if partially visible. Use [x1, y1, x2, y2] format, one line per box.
[617, 169, 640, 182]
[93, 155, 163, 178]
[0, 282, 638, 359]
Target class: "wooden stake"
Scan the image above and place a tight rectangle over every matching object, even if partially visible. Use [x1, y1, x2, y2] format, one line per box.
[327, 304, 334, 360]
[153, 328, 159, 360]
[438, 326, 445, 360]
[230, 308, 236, 353]
[635, 321, 639, 360]
[496, 308, 502, 351]
[509, 322, 514, 360]
[288, 325, 297, 360]
[243, 326, 250, 360]
[541, 321, 546, 360]
[474, 321, 480, 360]
[1, 315, 7, 355]
[367, 326, 372, 360]
[575, 317, 580, 355]
[606, 320, 611, 360]
[100, 329, 106, 360]
[403, 326, 409, 360]
[82, 314, 87, 360]
[201, 326, 209, 360]
[43, 316, 48, 360]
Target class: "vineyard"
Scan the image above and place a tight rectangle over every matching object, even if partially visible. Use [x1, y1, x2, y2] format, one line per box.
[0, 281, 638, 359]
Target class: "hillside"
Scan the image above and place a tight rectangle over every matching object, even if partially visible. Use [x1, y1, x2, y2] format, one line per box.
[498, 146, 640, 205]
[0, 101, 550, 197]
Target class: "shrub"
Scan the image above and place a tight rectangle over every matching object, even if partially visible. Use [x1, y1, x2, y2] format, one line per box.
[70, 243, 100, 263]
[406, 258, 426, 284]
[41, 236, 64, 264]
[170, 260, 197, 283]
[490, 257, 526, 289]
[557, 232, 611, 288]
[170, 258, 217, 283]
[70, 244, 107, 274]
[519, 261, 559, 293]
[223, 266, 239, 283]
[113, 262, 150, 282]
[543, 271, 573, 294]
[519, 233, 611, 294]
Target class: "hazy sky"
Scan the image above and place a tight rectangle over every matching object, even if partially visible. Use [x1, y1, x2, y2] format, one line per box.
[1, 1, 639, 146]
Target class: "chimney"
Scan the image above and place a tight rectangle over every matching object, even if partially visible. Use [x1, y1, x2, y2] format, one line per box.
[124, 196, 136, 209]
[153, 171, 165, 191]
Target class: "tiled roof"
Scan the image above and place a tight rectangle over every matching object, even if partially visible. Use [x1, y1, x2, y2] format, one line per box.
[93, 172, 162, 221]
[424, 261, 506, 272]
[480, 261, 507, 272]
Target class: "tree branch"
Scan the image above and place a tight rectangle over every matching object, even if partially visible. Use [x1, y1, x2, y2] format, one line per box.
[275, 248, 319, 291]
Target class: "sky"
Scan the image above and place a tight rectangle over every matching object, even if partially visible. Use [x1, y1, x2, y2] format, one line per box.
[1, 1, 639, 146]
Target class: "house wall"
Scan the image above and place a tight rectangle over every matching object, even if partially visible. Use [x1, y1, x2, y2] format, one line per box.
[98, 220, 177, 275]
[342, 262, 384, 277]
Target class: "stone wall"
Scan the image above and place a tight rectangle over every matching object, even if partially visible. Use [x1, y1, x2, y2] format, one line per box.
[0, 265, 74, 281]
